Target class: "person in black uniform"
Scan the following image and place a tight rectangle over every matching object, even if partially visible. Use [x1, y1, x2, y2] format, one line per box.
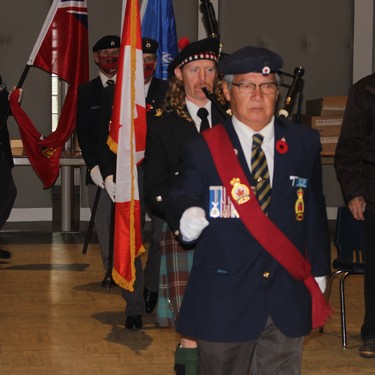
[0, 77, 17, 259]
[76, 35, 120, 286]
[143, 37, 227, 374]
[141, 37, 169, 314]
[335, 73, 375, 358]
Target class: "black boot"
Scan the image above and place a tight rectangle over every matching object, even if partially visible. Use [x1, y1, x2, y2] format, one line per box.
[0, 249, 11, 259]
[174, 345, 199, 375]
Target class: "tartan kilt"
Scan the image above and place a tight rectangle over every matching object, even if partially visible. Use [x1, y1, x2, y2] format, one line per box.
[156, 223, 194, 328]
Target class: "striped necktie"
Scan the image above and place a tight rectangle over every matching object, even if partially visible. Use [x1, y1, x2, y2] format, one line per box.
[251, 133, 271, 213]
[106, 79, 115, 86]
[197, 107, 210, 132]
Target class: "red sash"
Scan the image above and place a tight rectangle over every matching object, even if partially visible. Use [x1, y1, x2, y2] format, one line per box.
[202, 124, 331, 329]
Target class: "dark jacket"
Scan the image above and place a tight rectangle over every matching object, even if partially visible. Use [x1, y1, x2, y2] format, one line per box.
[146, 77, 168, 117]
[143, 105, 226, 218]
[76, 76, 105, 185]
[0, 86, 13, 169]
[0, 84, 17, 229]
[166, 117, 331, 342]
[335, 73, 375, 212]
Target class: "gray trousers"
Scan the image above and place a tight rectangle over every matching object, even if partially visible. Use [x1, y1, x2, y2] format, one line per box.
[88, 183, 145, 316]
[88, 184, 112, 273]
[120, 256, 145, 316]
[198, 316, 303, 375]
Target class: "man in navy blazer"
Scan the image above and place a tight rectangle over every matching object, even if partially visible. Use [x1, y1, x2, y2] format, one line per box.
[166, 46, 331, 374]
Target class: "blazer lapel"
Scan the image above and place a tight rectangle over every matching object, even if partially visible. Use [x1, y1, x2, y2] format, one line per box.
[270, 119, 289, 216]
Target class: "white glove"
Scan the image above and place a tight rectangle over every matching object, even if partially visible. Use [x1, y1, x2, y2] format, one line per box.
[180, 207, 209, 242]
[105, 175, 116, 202]
[90, 165, 104, 188]
[315, 276, 327, 294]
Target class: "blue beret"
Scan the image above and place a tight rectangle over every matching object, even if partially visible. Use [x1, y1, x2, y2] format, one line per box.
[168, 37, 220, 76]
[93, 35, 120, 52]
[142, 38, 158, 54]
[218, 46, 283, 75]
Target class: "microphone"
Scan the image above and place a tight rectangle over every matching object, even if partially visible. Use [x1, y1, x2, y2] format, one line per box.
[279, 66, 305, 119]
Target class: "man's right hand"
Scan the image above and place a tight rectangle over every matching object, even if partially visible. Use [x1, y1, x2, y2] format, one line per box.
[348, 196, 366, 221]
[90, 165, 104, 188]
[180, 207, 209, 242]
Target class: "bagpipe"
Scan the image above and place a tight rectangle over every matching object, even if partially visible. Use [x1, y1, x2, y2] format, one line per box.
[278, 66, 305, 121]
[200, 0, 305, 121]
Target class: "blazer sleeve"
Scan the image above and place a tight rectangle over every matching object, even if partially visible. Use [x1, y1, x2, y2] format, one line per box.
[165, 137, 208, 233]
[76, 83, 99, 170]
[143, 119, 171, 217]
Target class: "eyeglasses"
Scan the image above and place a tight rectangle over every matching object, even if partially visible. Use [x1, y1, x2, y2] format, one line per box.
[232, 82, 278, 95]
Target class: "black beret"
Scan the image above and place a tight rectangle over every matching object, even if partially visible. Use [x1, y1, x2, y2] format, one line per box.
[92, 35, 120, 52]
[142, 38, 158, 54]
[218, 46, 283, 75]
[168, 37, 220, 75]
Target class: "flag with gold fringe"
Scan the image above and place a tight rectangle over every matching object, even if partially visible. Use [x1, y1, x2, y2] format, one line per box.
[108, 0, 147, 291]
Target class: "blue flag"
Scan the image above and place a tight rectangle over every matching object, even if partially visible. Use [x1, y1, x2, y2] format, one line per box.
[141, 0, 178, 80]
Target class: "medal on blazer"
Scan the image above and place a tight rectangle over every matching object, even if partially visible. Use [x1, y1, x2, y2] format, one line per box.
[230, 178, 250, 204]
[295, 188, 305, 221]
[209, 186, 221, 218]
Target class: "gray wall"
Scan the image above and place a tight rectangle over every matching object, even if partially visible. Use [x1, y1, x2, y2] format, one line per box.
[0, 0, 366, 223]
[219, 0, 354, 102]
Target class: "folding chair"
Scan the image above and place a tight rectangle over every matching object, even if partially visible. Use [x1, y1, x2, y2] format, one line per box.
[324, 205, 365, 349]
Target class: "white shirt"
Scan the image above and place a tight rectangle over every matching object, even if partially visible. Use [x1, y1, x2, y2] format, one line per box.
[232, 115, 275, 186]
[99, 72, 117, 87]
[186, 99, 212, 132]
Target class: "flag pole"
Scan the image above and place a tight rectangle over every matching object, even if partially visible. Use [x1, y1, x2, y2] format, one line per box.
[16, 65, 32, 89]
[82, 186, 102, 255]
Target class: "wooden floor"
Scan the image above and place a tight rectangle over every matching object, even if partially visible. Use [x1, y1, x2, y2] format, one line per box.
[0, 232, 374, 374]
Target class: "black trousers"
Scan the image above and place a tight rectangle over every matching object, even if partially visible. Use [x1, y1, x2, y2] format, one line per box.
[362, 210, 375, 340]
[0, 150, 16, 230]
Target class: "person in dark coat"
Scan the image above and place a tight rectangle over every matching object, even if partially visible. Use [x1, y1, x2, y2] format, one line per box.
[143, 37, 227, 375]
[76, 35, 120, 285]
[335, 73, 375, 358]
[140, 38, 169, 314]
[95, 37, 168, 331]
[166, 46, 331, 375]
[0, 77, 17, 259]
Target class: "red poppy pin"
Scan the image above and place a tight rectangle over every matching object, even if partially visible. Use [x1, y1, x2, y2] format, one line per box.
[276, 137, 288, 154]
